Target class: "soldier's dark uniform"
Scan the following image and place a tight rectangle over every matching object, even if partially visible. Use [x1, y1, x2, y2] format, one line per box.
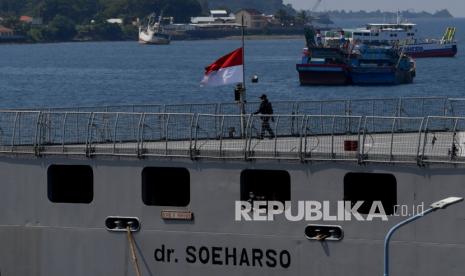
[254, 94, 275, 138]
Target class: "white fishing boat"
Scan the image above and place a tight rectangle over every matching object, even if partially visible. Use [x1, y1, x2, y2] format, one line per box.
[346, 14, 457, 58]
[139, 13, 171, 45]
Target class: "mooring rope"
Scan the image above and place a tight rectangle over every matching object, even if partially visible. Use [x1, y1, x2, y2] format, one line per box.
[127, 226, 142, 276]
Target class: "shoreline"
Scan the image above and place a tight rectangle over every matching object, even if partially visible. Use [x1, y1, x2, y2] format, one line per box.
[0, 34, 306, 45]
[223, 35, 304, 40]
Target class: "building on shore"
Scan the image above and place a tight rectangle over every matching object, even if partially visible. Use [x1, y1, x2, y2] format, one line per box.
[0, 25, 14, 37]
[106, 18, 124, 25]
[166, 8, 300, 40]
[235, 9, 268, 29]
[0, 25, 26, 42]
[188, 9, 241, 32]
[19, 15, 43, 25]
[191, 10, 237, 25]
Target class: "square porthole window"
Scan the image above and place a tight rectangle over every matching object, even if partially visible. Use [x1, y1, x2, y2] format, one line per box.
[142, 167, 190, 206]
[240, 169, 291, 203]
[48, 165, 93, 204]
[344, 172, 397, 215]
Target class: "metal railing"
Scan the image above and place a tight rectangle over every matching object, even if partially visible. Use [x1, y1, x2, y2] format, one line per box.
[2, 110, 465, 165]
[10, 96, 465, 117]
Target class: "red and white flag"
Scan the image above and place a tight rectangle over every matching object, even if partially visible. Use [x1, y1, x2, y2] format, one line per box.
[201, 47, 243, 87]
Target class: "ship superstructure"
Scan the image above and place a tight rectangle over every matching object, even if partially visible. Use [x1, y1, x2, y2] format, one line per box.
[349, 23, 457, 58]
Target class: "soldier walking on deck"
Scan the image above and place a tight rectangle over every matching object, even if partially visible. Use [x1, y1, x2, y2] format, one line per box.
[254, 94, 275, 139]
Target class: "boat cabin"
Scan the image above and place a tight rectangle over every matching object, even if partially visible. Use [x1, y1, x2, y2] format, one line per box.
[349, 23, 418, 45]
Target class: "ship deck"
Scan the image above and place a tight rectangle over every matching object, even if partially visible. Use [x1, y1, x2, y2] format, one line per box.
[32, 131, 460, 164]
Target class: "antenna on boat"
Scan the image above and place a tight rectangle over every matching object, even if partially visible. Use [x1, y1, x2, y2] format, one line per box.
[158, 10, 163, 24]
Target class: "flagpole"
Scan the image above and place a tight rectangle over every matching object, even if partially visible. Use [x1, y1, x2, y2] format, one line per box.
[241, 15, 246, 92]
[240, 15, 246, 138]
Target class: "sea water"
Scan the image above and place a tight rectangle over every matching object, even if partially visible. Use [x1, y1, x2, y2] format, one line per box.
[0, 18, 463, 109]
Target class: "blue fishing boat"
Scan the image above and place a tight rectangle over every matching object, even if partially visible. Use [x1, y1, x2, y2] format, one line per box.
[349, 46, 416, 85]
[296, 28, 351, 85]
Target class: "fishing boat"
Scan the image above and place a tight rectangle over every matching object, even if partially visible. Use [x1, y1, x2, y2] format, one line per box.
[402, 27, 457, 58]
[139, 13, 171, 45]
[350, 45, 416, 85]
[297, 28, 415, 86]
[296, 47, 351, 85]
[296, 28, 351, 85]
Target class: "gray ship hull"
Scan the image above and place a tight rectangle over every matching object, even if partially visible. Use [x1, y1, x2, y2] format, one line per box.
[1, 156, 464, 276]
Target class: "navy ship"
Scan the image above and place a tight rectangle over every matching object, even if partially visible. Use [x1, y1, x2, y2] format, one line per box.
[0, 96, 465, 275]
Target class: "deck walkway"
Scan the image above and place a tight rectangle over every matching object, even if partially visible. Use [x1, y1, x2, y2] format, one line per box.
[3, 131, 461, 165]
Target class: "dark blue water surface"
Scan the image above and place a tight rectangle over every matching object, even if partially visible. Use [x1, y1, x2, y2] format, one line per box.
[0, 18, 464, 109]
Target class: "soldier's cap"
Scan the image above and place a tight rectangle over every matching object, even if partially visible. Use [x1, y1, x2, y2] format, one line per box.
[259, 94, 267, 99]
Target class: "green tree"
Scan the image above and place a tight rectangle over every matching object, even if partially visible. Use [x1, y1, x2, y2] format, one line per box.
[35, 0, 77, 22]
[207, 0, 287, 14]
[295, 10, 307, 25]
[274, 9, 291, 26]
[92, 21, 123, 40]
[121, 23, 137, 39]
[161, 0, 202, 23]
[0, 0, 27, 15]
[47, 14, 76, 40]
[27, 26, 47, 41]
[99, 0, 160, 19]
[0, 15, 20, 28]
[23, 0, 100, 24]
[98, 0, 202, 23]
[197, 0, 209, 15]
[72, 0, 103, 24]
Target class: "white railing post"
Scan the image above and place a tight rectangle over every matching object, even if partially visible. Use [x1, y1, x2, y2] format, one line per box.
[357, 116, 362, 163]
[165, 114, 170, 156]
[389, 117, 397, 162]
[421, 116, 431, 162]
[62, 113, 68, 153]
[137, 113, 146, 157]
[34, 112, 42, 156]
[330, 116, 336, 159]
[85, 112, 95, 157]
[416, 117, 425, 164]
[10, 112, 19, 151]
[113, 113, 120, 154]
[219, 115, 225, 157]
[244, 115, 252, 160]
[450, 118, 459, 161]
[361, 116, 368, 162]
[188, 114, 195, 159]
[193, 114, 200, 158]
[274, 116, 280, 158]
